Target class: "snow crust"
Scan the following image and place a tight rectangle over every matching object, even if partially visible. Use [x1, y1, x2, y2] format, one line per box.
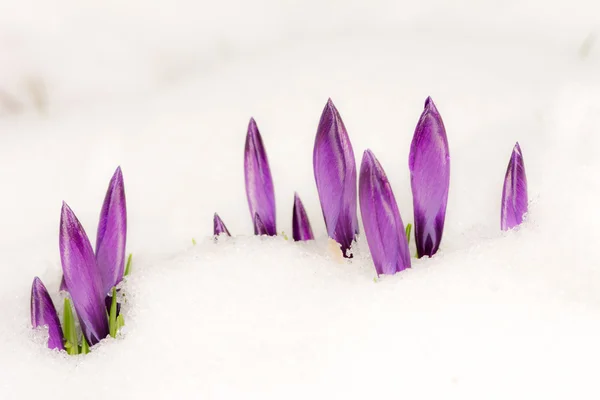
[1, 0, 600, 398]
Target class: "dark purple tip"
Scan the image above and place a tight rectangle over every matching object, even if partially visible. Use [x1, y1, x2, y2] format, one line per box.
[292, 193, 314, 241]
[214, 213, 231, 236]
[31, 277, 65, 350]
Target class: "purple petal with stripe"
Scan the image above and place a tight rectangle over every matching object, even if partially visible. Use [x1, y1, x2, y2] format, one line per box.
[214, 213, 231, 236]
[359, 150, 411, 275]
[409, 97, 450, 258]
[253, 213, 269, 236]
[96, 166, 127, 295]
[244, 118, 276, 236]
[31, 277, 65, 350]
[313, 98, 358, 257]
[292, 193, 314, 241]
[60, 202, 109, 345]
[501, 142, 528, 230]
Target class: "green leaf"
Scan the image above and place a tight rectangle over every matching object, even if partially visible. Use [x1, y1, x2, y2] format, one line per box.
[192, 238, 197, 246]
[405, 223, 412, 245]
[63, 298, 78, 355]
[124, 253, 133, 276]
[109, 287, 118, 338]
[81, 335, 89, 354]
[116, 314, 125, 331]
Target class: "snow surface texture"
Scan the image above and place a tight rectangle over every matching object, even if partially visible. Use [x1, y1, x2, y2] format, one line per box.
[2, 0, 600, 398]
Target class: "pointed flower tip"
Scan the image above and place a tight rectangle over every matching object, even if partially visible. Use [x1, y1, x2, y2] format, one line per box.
[31, 277, 65, 350]
[359, 150, 410, 275]
[244, 118, 276, 236]
[292, 193, 315, 241]
[501, 143, 528, 231]
[213, 213, 231, 236]
[409, 97, 450, 258]
[313, 98, 358, 255]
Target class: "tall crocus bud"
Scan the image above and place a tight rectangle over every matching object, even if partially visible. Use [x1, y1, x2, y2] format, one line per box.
[96, 166, 127, 295]
[359, 150, 411, 275]
[501, 142, 528, 230]
[292, 193, 314, 241]
[313, 98, 358, 257]
[253, 213, 269, 236]
[409, 97, 450, 258]
[31, 277, 65, 350]
[213, 213, 231, 236]
[60, 202, 109, 345]
[244, 118, 276, 236]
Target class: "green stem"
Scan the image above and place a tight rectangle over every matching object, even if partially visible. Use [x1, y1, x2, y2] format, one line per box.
[63, 298, 78, 355]
[109, 287, 118, 338]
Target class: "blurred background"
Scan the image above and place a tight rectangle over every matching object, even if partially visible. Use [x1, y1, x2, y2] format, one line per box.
[0, 0, 599, 280]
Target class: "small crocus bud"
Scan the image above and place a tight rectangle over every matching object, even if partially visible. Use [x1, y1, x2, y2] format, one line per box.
[409, 97, 450, 258]
[292, 193, 314, 241]
[96, 166, 127, 296]
[60, 202, 109, 346]
[213, 213, 231, 236]
[359, 150, 411, 275]
[31, 277, 65, 350]
[313, 98, 358, 257]
[253, 213, 269, 236]
[244, 118, 276, 236]
[501, 142, 528, 230]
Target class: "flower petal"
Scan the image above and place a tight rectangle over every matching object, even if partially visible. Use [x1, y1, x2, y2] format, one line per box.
[292, 193, 314, 241]
[313, 98, 358, 256]
[244, 118, 276, 236]
[359, 150, 411, 275]
[31, 277, 65, 350]
[409, 97, 450, 258]
[96, 166, 127, 295]
[213, 213, 231, 236]
[253, 213, 269, 236]
[501, 142, 528, 230]
[60, 202, 109, 345]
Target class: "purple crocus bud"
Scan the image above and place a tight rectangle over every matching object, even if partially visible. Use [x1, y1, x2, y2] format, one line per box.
[31, 277, 65, 350]
[96, 166, 127, 295]
[359, 150, 411, 275]
[313, 98, 358, 257]
[501, 142, 528, 230]
[213, 213, 231, 236]
[292, 193, 314, 241]
[244, 118, 276, 236]
[409, 97, 450, 258]
[60, 202, 109, 345]
[253, 213, 270, 236]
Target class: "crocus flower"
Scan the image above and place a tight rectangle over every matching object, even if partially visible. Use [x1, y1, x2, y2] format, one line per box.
[359, 150, 411, 275]
[31, 277, 65, 350]
[501, 142, 528, 230]
[60, 202, 109, 346]
[292, 193, 314, 241]
[244, 118, 276, 236]
[96, 166, 127, 295]
[214, 213, 231, 236]
[253, 213, 269, 236]
[409, 97, 450, 258]
[60, 167, 127, 295]
[313, 98, 358, 256]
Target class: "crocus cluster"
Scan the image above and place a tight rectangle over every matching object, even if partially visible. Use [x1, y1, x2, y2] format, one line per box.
[213, 97, 528, 276]
[31, 167, 128, 352]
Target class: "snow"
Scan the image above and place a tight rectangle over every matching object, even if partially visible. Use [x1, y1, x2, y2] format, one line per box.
[1, 0, 600, 398]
